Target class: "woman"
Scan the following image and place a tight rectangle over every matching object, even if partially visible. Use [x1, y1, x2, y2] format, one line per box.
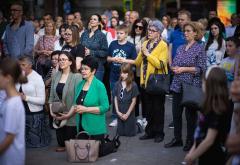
[48, 51, 82, 152]
[35, 20, 58, 79]
[206, 21, 226, 68]
[61, 25, 85, 70]
[128, 18, 148, 121]
[60, 56, 109, 140]
[16, 55, 51, 148]
[54, 23, 69, 51]
[80, 14, 108, 81]
[164, 22, 207, 151]
[126, 20, 168, 143]
[128, 19, 148, 53]
[161, 15, 173, 43]
[111, 17, 119, 30]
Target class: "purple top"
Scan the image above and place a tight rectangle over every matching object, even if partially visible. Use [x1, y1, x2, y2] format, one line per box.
[170, 42, 207, 93]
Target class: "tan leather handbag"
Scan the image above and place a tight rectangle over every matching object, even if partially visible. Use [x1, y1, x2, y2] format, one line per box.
[65, 132, 100, 162]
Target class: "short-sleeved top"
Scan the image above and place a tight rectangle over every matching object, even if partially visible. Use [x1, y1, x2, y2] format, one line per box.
[220, 56, 235, 82]
[194, 111, 228, 148]
[61, 44, 85, 59]
[0, 96, 25, 165]
[113, 81, 139, 113]
[108, 41, 137, 81]
[170, 28, 186, 59]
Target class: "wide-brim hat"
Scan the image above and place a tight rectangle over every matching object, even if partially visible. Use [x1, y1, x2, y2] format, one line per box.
[53, 119, 67, 129]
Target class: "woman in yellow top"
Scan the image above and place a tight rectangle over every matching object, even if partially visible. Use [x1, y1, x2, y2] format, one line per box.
[125, 19, 168, 143]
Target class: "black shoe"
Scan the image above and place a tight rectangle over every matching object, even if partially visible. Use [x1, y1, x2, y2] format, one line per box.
[154, 136, 164, 143]
[168, 122, 174, 129]
[183, 140, 193, 151]
[164, 138, 183, 148]
[139, 134, 154, 140]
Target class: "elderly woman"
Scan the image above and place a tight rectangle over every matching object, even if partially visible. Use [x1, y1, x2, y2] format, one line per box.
[60, 56, 109, 141]
[16, 55, 51, 148]
[164, 22, 207, 151]
[48, 51, 82, 152]
[80, 14, 108, 81]
[126, 20, 168, 143]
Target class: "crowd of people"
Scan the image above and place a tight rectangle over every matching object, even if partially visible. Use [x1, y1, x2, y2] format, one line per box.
[0, 1, 240, 165]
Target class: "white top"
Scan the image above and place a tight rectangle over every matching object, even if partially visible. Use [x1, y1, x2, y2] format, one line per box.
[54, 39, 64, 51]
[206, 39, 226, 67]
[0, 90, 6, 107]
[0, 96, 25, 165]
[102, 30, 114, 47]
[16, 70, 45, 112]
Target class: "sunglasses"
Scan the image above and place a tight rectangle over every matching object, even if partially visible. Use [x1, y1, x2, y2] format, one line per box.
[135, 25, 144, 30]
[119, 88, 124, 99]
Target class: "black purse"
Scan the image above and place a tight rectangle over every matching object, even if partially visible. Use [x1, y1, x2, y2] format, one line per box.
[181, 82, 204, 110]
[145, 61, 170, 95]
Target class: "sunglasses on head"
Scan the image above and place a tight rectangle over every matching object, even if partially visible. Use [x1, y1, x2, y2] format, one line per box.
[135, 25, 144, 30]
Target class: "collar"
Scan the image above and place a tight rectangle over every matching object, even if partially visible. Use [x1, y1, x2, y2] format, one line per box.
[10, 18, 25, 27]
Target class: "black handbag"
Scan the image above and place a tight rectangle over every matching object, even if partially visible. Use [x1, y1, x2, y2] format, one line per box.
[146, 61, 170, 95]
[181, 83, 204, 110]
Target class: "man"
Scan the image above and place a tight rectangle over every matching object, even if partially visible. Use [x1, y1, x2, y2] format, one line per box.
[208, 10, 218, 20]
[129, 11, 139, 25]
[226, 13, 240, 38]
[168, 10, 191, 65]
[0, 10, 7, 39]
[74, 11, 82, 23]
[3, 2, 34, 59]
[66, 13, 75, 25]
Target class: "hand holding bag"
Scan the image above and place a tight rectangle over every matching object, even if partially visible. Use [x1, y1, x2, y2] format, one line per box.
[65, 131, 100, 163]
[51, 101, 67, 114]
[51, 78, 72, 114]
[146, 61, 170, 95]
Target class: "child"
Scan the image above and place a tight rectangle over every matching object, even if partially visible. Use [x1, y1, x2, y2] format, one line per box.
[0, 58, 27, 165]
[220, 37, 240, 87]
[114, 63, 139, 136]
[184, 67, 229, 165]
[107, 24, 137, 127]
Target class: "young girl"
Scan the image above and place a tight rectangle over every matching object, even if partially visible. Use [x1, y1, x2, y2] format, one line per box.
[114, 63, 139, 137]
[0, 58, 27, 165]
[184, 67, 229, 165]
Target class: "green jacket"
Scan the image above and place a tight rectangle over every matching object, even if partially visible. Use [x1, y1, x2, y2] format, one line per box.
[75, 77, 109, 135]
[49, 71, 82, 126]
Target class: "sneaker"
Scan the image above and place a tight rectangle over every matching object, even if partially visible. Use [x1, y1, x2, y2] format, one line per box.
[109, 119, 118, 127]
[168, 121, 174, 129]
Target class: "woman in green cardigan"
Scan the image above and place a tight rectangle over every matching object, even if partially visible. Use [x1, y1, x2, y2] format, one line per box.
[60, 56, 109, 140]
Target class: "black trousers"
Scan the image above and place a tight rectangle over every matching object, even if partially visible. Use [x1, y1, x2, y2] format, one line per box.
[142, 88, 165, 137]
[172, 92, 198, 141]
[56, 126, 77, 147]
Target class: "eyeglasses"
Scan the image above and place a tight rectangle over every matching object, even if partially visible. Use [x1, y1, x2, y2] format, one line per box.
[148, 28, 158, 33]
[135, 25, 144, 30]
[59, 58, 69, 62]
[64, 33, 72, 36]
[119, 88, 124, 99]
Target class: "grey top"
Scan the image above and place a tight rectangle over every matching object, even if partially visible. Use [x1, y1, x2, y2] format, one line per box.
[49, 71, 82, 126]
